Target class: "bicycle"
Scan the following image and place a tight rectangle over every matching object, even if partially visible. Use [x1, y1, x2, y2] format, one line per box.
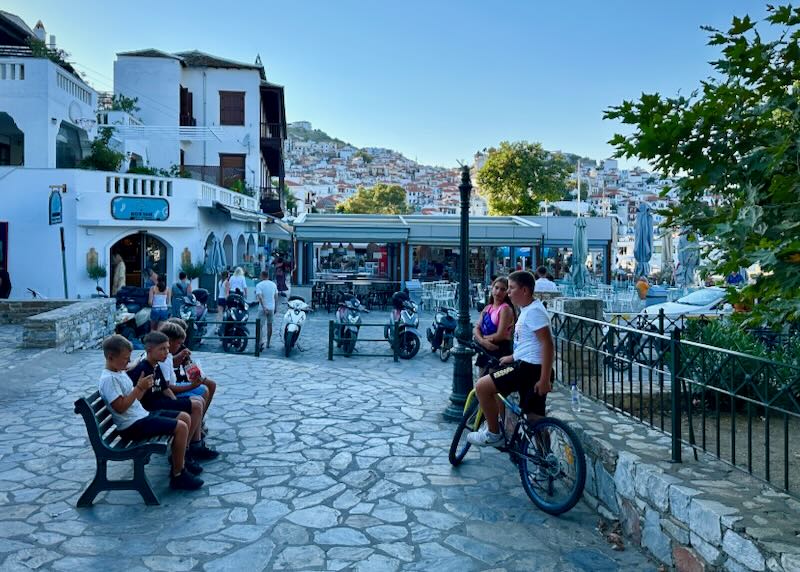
[448, 341, 587, 516]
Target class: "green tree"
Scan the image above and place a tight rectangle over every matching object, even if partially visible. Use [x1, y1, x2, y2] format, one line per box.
[476, 141, 571, 215]
[605, 4, 800, 325]
[284, 190, 298, 214]
[79, 127, 124, 172]
[336, 184, 411, 214]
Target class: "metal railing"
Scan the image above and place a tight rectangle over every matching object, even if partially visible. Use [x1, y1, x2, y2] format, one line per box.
[552, 310, 800, 497]
[184, 318, 262, 357]
[327, 321, 399, 361]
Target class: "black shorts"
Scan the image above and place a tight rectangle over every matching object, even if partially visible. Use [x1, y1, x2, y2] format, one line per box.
[489, 361, 548, 416]
[119, 410, 181, 441]
[141, 396, 193, 414]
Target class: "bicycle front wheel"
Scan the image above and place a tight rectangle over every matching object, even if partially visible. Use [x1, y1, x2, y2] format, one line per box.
[448, 399, 482, 466]
[517, 417, 586, 515]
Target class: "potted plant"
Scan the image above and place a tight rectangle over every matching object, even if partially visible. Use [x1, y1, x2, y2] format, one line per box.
[180, 261, 205, 288]
[87, 263, 108, 293]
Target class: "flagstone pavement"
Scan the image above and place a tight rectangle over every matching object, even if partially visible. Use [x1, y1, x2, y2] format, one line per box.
[0, 314, 659, 571]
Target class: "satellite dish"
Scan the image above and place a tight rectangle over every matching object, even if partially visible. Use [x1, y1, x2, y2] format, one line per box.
[68, 101, 82, 122]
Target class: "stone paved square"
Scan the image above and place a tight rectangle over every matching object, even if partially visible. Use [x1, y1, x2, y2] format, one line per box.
[0, 311, 659, 571]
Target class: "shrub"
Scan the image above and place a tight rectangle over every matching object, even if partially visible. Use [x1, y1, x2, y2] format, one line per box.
[79, 128, 124, 172]
[180, 261, 205, 281]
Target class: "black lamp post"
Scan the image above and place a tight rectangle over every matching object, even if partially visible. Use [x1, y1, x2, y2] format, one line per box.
[443, 165, 475, 421]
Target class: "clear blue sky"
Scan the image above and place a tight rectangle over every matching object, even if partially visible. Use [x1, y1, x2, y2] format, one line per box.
[6, 0, 769, 168]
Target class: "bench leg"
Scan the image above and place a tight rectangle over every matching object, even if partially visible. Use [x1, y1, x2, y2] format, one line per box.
[76, 457, 160, 507]
[133, 457, 160, 506]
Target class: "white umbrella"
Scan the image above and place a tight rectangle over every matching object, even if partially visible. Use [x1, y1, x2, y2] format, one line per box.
[633, 203, 653, 278]
[661, 230, 675, 284]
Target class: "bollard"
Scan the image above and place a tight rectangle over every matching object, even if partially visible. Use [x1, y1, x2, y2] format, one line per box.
[255, 318, 261, 357]
[670, 327, 682, 463]
[328, 320, 334, 361]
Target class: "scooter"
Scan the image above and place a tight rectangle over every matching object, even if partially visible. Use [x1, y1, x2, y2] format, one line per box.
[385, 291, 421, 359]
[335, 293, 368, 357]
[221, 292, 249, 353]
[427, 305, 458, 362]
[282, 295, 311, 357]
[96, 286, 143, 346]
[180, 288, 209, 349]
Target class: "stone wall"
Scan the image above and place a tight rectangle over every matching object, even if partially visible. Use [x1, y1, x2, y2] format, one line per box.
[557, 393, 800, 572]
[0, 300, 74, 324]
[22, 299, 116, 352]
[556, 298, 604, 388]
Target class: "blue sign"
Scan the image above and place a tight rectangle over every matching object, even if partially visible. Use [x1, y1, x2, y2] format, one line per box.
[49, 190, 62, 225]
[111, 197, 169, 221]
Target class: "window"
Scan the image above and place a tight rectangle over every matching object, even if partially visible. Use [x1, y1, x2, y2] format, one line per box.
[219, 91, 245, 126]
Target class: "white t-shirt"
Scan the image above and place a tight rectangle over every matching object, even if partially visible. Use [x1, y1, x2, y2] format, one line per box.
[159, 353, 178, 385]
[228, 275, 247, 295]
[513, 300, 551, 364]
[535, 278, 560, 293]
[255, 279, 278, 311]
[98, 368, 149, 431]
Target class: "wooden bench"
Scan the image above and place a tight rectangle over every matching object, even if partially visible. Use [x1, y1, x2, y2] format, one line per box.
[74, 391, 170, 507]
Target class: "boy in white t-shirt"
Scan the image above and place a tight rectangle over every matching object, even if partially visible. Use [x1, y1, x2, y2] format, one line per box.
[467, 270, 554, 447]
[97, 334, 203, 490]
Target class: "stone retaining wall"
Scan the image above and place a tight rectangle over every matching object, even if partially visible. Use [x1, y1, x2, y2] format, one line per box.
[21, 299, 116, 352]
[558, 394, 800, 572]
[0, 300, 74, 324]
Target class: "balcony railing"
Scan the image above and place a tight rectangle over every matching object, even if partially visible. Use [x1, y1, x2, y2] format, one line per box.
[182, 164, 248, 191]
[260, 121, 284, 140]
[260, 186, 283, 216]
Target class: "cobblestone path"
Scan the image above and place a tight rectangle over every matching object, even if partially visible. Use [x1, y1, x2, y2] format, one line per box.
[0, 313, 659, 571]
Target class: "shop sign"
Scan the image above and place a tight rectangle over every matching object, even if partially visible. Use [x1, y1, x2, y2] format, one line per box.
[48, 189, 63, 225]
[111, 197, 169, 221]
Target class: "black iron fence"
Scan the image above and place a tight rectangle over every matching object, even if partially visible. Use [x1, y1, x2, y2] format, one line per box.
[552, 310, 800, 497]
[327, 321, 399, 361]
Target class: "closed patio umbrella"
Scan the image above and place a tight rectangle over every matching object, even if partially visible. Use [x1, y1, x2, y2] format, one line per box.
[676, 233, 699, 287]
[633, 203, 653, 278]
[204, 236, 225, 275]
[661, 230, 675, 284]
[571, 217, 591, 291]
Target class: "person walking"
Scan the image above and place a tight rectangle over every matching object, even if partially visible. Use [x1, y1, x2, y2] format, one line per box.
[254, 270, 278, 350]
[111, 254, 126, 296]
[274, 256, 289, 298]
[227, 267, 248, 298]
[171, 271, 193, 317]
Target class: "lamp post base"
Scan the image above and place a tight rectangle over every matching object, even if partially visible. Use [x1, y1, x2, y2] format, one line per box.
[443, 345, 474, 422]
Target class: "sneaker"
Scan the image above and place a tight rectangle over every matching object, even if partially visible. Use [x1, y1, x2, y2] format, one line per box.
[466, 426, 504, 448]
[189, 442, 220, 460]
[170, 468, 204, 491]
[169, 455, 203, 476]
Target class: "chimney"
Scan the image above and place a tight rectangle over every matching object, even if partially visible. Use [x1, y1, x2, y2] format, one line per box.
[49, 35, 57, 49]
[33, 20, 46, 42]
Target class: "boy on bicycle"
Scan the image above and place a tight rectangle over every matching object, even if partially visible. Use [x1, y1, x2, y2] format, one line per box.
[467, 270, 554, 447]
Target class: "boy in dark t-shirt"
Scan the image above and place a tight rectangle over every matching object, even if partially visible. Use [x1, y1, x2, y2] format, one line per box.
[127, 331, 218, 461]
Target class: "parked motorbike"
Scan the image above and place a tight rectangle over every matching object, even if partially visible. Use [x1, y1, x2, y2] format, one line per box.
[180, 288, 209, 349]
[96, 286, 145, 346]
[427, 305, 458, 362]
[385, 291, 421, 359]
[335, 293, 368, 357]
[221, 292, 249, 353]
[283, 295, 311, 357]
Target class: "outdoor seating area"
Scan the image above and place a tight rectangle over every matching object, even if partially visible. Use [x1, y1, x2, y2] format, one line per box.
[311, 278, 401, 312]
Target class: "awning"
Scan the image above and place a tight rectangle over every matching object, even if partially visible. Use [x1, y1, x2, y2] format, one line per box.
[215, 202, 271, 223]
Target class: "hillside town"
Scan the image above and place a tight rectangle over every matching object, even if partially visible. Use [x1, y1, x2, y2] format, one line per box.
[284, 121, 680, 273]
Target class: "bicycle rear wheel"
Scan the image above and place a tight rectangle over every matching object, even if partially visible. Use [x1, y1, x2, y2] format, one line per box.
[448, 399, 482, 466]
[516, 417, 586, 515]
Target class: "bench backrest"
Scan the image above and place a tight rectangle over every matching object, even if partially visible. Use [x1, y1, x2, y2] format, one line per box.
[74, 391, 124, 454]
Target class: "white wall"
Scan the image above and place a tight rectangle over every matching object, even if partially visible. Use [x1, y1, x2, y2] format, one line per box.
[0, 57, 97, 167]
[180, 67, 262, 189]
[114, 55, 182, 169]
[0, 167, 257, 299]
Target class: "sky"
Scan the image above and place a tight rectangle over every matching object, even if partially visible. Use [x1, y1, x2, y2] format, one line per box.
[6, 0, 771, 168]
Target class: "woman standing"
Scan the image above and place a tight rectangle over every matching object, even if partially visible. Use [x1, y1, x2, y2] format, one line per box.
[227, 267, 248, 298]
[111, 254, 126, 295]
[473, 276, 515, 376]
[149, 275, 171, 331]
[274, 256, 289, 297]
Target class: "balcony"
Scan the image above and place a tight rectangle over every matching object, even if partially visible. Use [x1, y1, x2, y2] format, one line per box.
[260, 121, 283, 175]
[260, 186, 283, 218]
[182, 164, 249, 192]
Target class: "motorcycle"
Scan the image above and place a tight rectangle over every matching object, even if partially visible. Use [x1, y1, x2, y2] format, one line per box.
[427, 305, 458, 362]
[179, 288, 209, 349]
[282, 295, 311, 357]
[385, 291, 421, 360]
[221, 292, 249, 353]
[335, 293, 368, 357]
[96, 286, 145, 346]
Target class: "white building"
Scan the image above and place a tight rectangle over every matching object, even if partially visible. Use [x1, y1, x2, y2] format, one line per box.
[0, 12, 290, 299]
[0, 14, 98, 169]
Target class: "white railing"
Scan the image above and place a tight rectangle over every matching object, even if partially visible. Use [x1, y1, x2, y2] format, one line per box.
[201, 183, 257, 211]
[56, 71, 92, 105]
[105, 175, 173, 197]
